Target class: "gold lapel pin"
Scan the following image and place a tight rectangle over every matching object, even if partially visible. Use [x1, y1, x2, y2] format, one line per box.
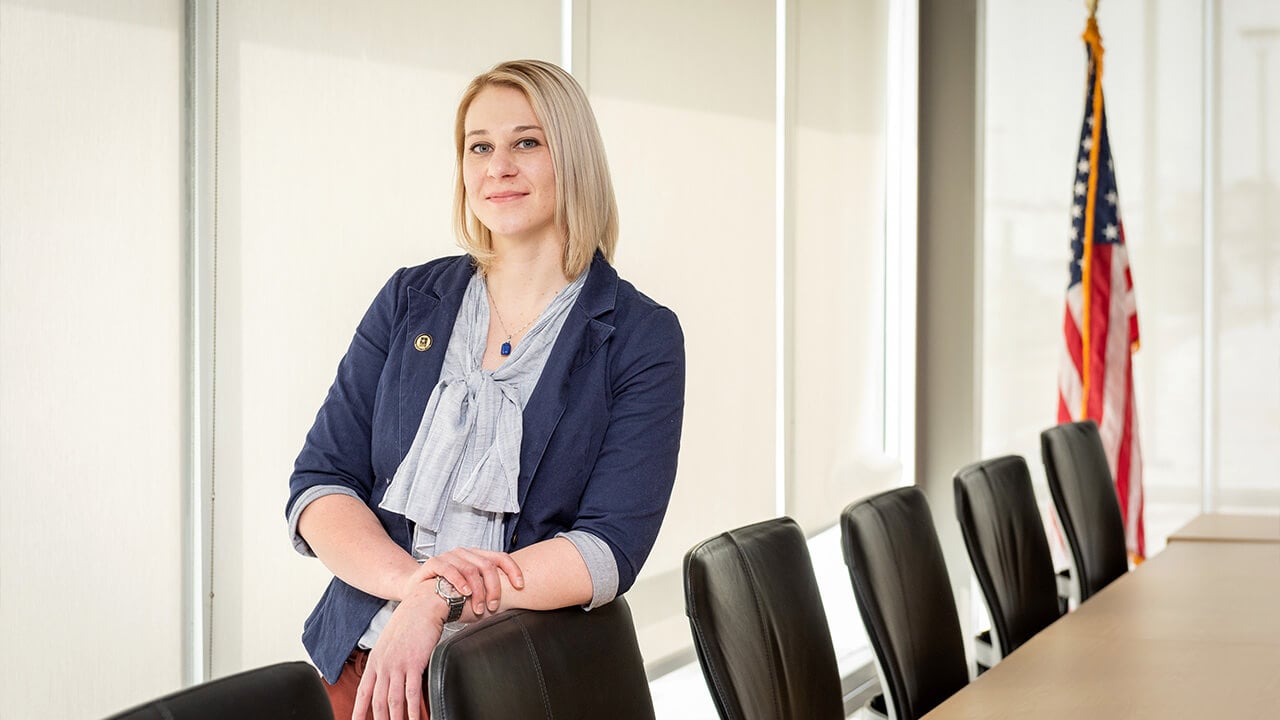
[413, 334, 433, 352]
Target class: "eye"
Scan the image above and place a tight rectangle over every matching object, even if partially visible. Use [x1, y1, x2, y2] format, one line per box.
[515, 138, 541, 150]
[469, 142, 493, 154]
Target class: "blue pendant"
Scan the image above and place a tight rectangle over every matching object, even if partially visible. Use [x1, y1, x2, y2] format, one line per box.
[501, 341, 512, 356]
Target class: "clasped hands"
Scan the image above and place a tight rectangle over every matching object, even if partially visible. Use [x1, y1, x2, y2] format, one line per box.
[352, 547, 524, 720]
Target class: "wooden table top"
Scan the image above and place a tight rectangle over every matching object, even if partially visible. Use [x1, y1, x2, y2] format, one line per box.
[923, 538, 1280, 719]
[1167, 512, 1280, 544]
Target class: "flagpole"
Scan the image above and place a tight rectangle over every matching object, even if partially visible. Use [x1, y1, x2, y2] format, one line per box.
[1079, 16, 1106, 419]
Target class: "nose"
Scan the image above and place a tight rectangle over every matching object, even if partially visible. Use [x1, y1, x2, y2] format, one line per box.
[487, 147, 517, 178]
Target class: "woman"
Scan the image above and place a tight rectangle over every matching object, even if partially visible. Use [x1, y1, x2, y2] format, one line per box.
[285, 59, 685, 720]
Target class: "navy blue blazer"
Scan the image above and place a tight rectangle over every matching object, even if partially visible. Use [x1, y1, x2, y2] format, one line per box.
[286, 252, 685, 682]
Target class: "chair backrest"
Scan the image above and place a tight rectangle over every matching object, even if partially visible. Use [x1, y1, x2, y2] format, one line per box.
[954, 455, 1061, 656]
[427, 597, 655, 720]
[841, 487, 968, 720]
[683, 516, 844, 720]
[1040, 420, 1128, 601]
[103, 661, 332, 720]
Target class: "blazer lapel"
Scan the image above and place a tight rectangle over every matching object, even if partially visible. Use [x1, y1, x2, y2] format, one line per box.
[517, 254, 617, 506]
[398, 259, 472, 459]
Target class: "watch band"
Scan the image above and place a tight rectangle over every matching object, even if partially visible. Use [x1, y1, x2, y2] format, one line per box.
[436, 577, 467, 624]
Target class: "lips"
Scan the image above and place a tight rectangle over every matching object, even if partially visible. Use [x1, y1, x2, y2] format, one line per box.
[485, 191, 528, 202]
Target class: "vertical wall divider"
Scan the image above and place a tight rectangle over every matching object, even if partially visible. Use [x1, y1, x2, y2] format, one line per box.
[774, 0, 799, 518]
[563, 0, 592, 89]
[561, 0, 574, 72]
[1201, 0, 1218, 513]
[970, 0, 986, 464]
[181, 0, 198, 687]
[185, 0, 218, 687]
[884, 0, 919, 485]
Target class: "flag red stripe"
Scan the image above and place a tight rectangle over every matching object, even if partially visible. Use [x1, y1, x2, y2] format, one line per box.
[1117, 352, 1143, 556]
[1085, 243, 1112, 419]
[1063, 306, 1083, 376]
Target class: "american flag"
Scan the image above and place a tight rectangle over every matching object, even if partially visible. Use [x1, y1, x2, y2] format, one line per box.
[1057, 17, 1145, 560]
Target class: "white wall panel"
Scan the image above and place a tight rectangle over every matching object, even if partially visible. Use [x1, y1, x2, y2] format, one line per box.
[0, 1, 184, 717]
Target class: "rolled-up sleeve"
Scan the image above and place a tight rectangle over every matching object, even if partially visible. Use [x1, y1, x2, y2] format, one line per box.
[558, 529, 620, 609]
[288, 485, 363, 556]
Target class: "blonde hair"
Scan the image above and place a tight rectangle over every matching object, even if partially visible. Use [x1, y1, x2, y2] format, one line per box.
[453, 59, 618, 277]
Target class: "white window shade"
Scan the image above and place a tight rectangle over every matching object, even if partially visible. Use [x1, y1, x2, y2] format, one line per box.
[0, 2, 185, 717]
[584, 0, 779, 672]
[1211, 0, 1280, 513]
[789, 0, 894, 534]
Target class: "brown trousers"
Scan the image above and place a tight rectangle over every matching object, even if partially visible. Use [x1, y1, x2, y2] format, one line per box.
[323, 649, 431, 720]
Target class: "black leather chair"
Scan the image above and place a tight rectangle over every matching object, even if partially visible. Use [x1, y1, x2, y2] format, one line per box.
[427, 597, 655, 720]
[954, 456, 1062, 668]
[103, 661, 332, 720]
[683, 516, 844, 720]
[1041, 420, 1129, 602]
[841, 487, 968, 720]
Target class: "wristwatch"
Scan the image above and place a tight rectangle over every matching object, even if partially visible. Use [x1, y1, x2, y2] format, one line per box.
[436, 577, 469, 623]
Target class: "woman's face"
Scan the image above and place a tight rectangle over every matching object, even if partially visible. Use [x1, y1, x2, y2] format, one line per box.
[462, 85, 559, 246]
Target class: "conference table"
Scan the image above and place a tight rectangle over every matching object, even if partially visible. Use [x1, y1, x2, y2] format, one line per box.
[1166, 512, 1280, 544]
[923, 514, 1280, 719]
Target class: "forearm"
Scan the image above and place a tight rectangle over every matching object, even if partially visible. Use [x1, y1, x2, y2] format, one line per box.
[297, 493, 419, 601]
[459, 536, 592, 621]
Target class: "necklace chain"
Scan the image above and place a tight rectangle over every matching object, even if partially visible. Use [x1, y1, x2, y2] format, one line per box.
[485, 282, 552, 355]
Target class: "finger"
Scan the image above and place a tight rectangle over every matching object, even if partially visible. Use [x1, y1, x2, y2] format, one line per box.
[353, 665, 375, 720]
[386, 672, 406, 720]
[484, 550, 524, 590]
[460, 549, 525, 601]
[446, 548, 497, 614]
[371, 667, 390, 720]
[423, 555, 475, 597]
[481, 566, 502, 613]
[409, 561, 437, 585]
[403, 559, 450, 601]
[433, 561, 474, 598]
[470, 554, 504, 614]
[459, 549, 523, 586]
[406, 673, 424, 720]
[460, 545, 519, 602]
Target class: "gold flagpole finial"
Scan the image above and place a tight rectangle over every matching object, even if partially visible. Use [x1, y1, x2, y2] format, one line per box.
[1086, 0, 1099, 18]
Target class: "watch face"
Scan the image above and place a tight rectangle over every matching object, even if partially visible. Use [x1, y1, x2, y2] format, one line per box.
[437, 576, 466, 601]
